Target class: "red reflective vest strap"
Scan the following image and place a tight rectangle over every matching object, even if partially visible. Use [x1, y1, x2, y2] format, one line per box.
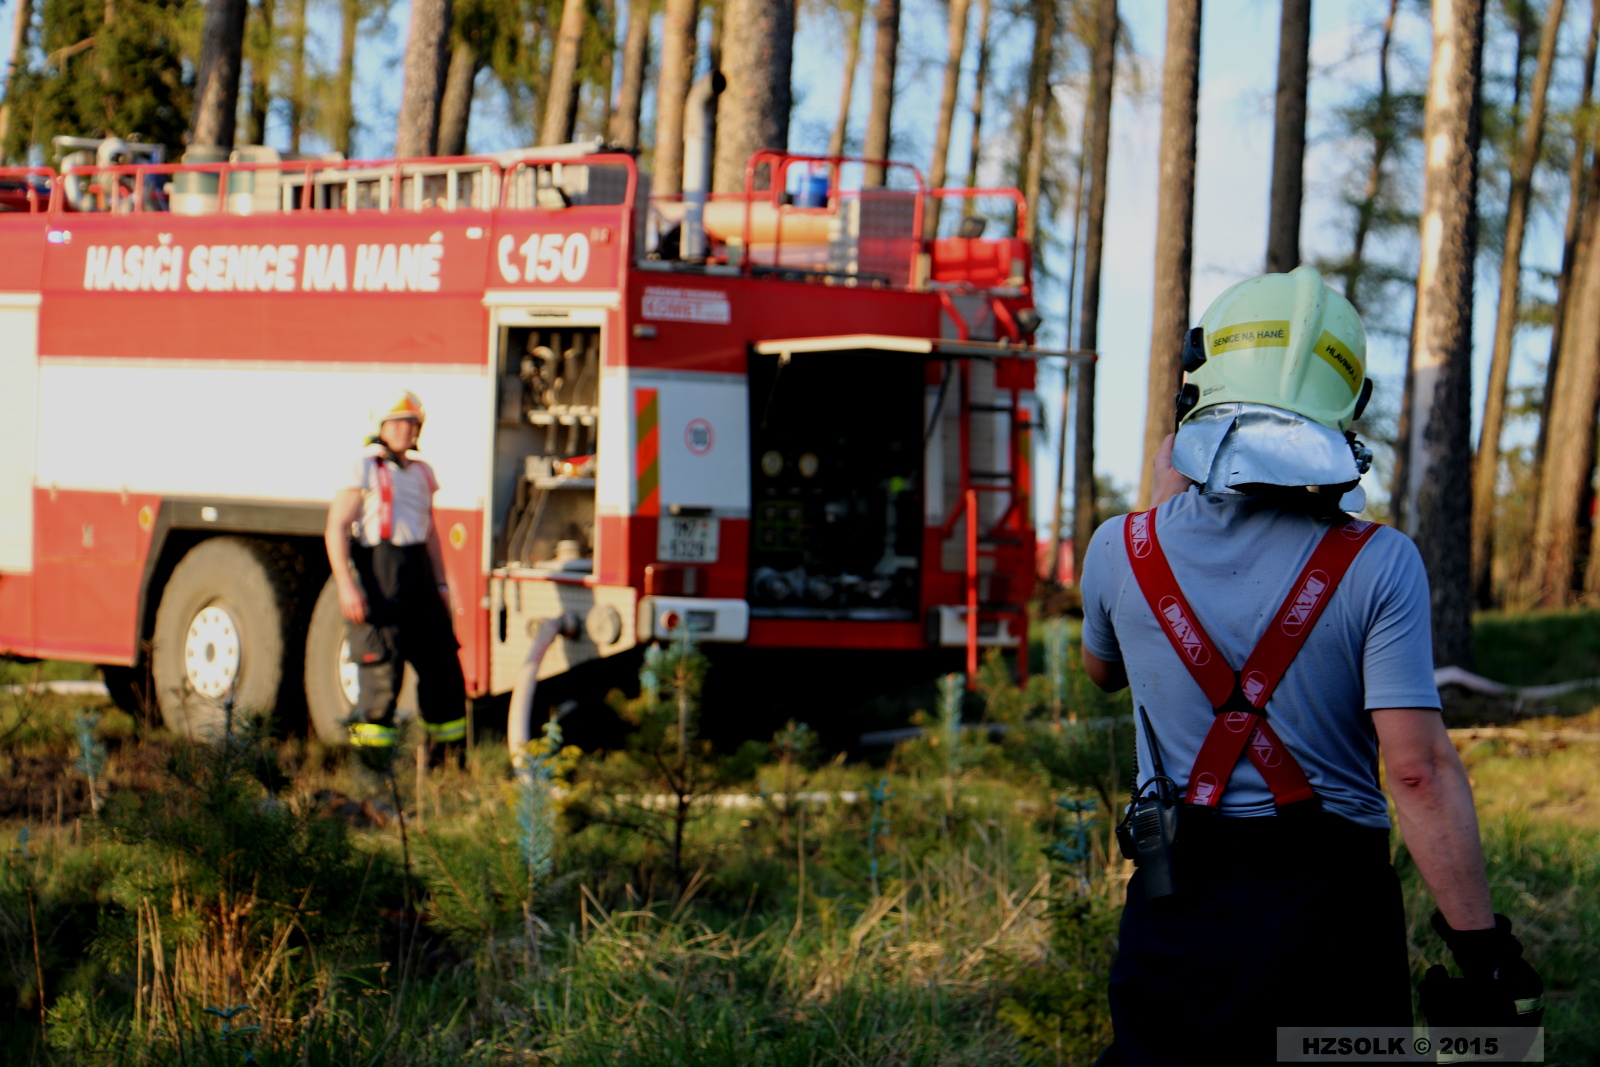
[1123, 508, 1382, 810]
[373, 457, 394, 542]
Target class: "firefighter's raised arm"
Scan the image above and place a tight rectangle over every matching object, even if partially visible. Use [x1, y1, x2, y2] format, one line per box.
[325, 487, 368, 624]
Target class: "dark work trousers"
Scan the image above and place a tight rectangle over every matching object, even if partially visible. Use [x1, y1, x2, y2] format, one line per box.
[1107, 808, 1413, 1067]
[347, 541, 466, 734]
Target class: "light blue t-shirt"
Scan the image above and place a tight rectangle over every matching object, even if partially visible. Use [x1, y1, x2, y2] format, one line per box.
[1080, 490, 1441, 829]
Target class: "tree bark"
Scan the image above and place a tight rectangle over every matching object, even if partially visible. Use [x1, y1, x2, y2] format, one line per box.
[1337, 0, 1400, 315]
[541, 0, 585, 144]
[1137, 0, 1202, 509]
[708, 0, 725, 76]
[1530, 157, 1600, 604]
[1071, 0, 1117, 585]
[1470, 0, 1564, 606]
[286, 0, 307, 152]
[191, 0, 251, 148]
[713, 0, 794, 192]
[244, 0, 273, 146]
[1, 0, 35, 155]
[923, 0, 971, 238]
[1535, 0, 1600, 474]
[861, 0, 899, 186]
[1405, 0, 1483, 667]
[651, 0, 698, 197]
[598, 0, 617, 136]
[828, 0, 865, 158]
[333, 0, 359, 156]
[961, 0, 991, 206]
[1018, 0, 1055, 245]
[395, 0, 453, 156]
[611, 0, 651, 148]
[1265, 0, 1310, 273]
[0, 0, 30, 156]
[437, 37, 480, 155]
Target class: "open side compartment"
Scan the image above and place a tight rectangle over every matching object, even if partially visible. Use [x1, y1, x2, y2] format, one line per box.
[746, 347, 925, 619]
[492, 321, 602, 573]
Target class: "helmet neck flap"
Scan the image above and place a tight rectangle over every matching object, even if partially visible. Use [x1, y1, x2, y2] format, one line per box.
[1175, 267, 1374, 511]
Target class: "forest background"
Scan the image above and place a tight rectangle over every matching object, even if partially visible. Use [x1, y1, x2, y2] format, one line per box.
[4, 0, 1600, 653]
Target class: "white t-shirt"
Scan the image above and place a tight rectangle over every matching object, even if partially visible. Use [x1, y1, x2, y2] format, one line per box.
[1080, 489, 1441, 829]
[345, 446, 439, 547]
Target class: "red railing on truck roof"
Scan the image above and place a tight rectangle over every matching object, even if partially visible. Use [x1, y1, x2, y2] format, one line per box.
[0, 148, 1032, 295]
[0, 150, 641, 217]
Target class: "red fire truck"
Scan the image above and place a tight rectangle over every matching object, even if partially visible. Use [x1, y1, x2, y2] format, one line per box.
[0, 134, 1075, 741]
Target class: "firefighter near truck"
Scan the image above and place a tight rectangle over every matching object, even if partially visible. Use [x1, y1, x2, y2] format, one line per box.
[0, 133, 1075, 744]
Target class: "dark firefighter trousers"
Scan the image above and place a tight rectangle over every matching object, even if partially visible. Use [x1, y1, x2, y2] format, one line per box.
[347, 541, 466, 744]
[1105, 808, 1412, 1067]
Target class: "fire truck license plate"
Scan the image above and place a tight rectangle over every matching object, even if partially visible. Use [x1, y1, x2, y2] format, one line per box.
[659, 518, 719, 562]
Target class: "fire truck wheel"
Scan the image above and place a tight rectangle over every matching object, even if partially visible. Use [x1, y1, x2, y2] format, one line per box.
[150, 538, 293, 738]
[305, 576, 360, 745]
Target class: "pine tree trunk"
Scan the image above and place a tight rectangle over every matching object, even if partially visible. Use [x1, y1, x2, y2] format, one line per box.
[1072, 0, 1117, 584]
[1019, 0, 1054, 246]
[1338, 0, 1400, 315]
[1265, 0, 1309, 274]
[598, 0, 616, 135]
[923, 0, 971, 238]
[961, 0, 991, 204]
[861, 0, 899, 186]
[286, 0, 307, 152]
[1530, 158, 1600, 604]
[244, 0, 273, 146]
[333, 0, 359, 156]
[708, 0, 725, 77]
[437, 37, 480, 156]
[828, 1, 865, 158]
[1470, 0, 1564, 607]
[651, 0, 698, 197]
[542, 0, 585, 144]
[0, 0, 32, 156]
[1535, 0, 1600, 474]
[1137, 0, 1202, 509]
[1405, 0, 1483, 667]
[191, 0, 251, 148]
[610, 0, 651, 148]
[713, 0, 794, 192]
[395, 0, 453, 156]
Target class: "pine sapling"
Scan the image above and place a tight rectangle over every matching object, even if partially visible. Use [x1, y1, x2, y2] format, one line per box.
[73, 709, 107, 814]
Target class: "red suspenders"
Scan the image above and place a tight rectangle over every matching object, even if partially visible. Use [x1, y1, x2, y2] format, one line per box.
[370, 456, 435, 544]
[373, 457, 394, 542]
[1123, 508, 1382, 810]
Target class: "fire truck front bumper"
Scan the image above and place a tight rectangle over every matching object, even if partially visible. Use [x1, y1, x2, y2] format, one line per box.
[638, 597, 750, 643]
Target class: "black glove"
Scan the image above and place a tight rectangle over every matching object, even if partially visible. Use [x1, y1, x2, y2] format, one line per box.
[1419, 912, 1544, 1027]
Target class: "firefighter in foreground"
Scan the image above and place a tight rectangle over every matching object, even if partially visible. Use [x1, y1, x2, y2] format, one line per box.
[324, 390, 467, 769]
[1079, 268, 1542, 1064]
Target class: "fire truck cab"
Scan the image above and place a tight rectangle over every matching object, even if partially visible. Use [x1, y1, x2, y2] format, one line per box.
[0, 137, 1078, 740]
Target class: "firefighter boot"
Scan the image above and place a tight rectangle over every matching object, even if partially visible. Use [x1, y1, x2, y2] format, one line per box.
[424, 717, 467, 771]
[349, 723, 399, 774]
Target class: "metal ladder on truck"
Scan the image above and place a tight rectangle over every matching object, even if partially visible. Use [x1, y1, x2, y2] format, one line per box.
[939, 352, 1035, 689]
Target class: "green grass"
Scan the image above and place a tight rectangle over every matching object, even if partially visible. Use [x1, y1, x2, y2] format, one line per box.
[1473, 608, 1600, 686]
[4, 612, 1599, 1065]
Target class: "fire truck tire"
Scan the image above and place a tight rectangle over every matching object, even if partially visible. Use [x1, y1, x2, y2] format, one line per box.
[150, 537, 294, 738]
[304, 577, 358, 745]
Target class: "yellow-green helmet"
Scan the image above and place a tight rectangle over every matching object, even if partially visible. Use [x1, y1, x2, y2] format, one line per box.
[1183, 266, 1368, 432]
